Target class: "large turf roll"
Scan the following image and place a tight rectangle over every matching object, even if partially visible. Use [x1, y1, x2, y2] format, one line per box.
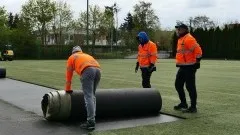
[0, 68, 6, 78]
[41, 90, 72, 121]
[41, 88, 162, 121]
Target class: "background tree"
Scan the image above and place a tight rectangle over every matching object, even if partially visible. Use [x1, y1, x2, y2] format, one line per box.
[104, 4, 115, 46]
[10, 16, 38, 59]
[0, 6, 8, 26]
[8, 12, 14, 29]
[0, 5, 38, 59]
[132, 1, 160, 33]
[77, 5, 104, 55]
[120, 13, 134, 32]
[0, 6, 10, 46]
[119, 1, 160, 51]
[119, 12, 135, 49]
[51, 1, 73, 45]
[120, 1, 160, 51]
[154, 29, 172, 51]
[104, 3, 120, 46]
[8, 13, 19, 29]
[21, 0, 56, 45]
[189, 15, 216, 30]
[12, 14, 20, 29]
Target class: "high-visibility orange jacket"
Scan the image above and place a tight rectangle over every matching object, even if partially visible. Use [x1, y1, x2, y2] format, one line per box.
[65, 52, 100, 91]
[176, 33, 202, 66]
[137, 41, 158, 67]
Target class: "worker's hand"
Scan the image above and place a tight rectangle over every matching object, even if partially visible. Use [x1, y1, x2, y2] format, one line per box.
[194, 62, 200, 69]
[66, 90, 73, 94]
[135, 62, 139, 73]
[196, 57, 202, 63]
[148, 63, 156, 72]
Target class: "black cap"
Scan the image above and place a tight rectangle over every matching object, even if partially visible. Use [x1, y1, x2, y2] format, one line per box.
[175, 23, 188, 30]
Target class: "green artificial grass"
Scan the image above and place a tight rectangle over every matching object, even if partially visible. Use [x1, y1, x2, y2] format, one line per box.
[1, 59, 240, 135]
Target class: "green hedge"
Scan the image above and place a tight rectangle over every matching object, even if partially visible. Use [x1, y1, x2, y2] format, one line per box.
[13, 45, 129, 59]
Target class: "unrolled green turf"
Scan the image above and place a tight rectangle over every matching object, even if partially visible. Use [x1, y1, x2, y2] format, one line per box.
[1, 59, 240, 135]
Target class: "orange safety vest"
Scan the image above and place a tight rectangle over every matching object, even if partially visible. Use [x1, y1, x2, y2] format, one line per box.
[137, 41, 158, 67]
[176, 33, 202, 66]
[65, 52, 100, 90]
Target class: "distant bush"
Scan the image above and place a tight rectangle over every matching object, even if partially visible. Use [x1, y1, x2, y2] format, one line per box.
[14, 45, 129, 59]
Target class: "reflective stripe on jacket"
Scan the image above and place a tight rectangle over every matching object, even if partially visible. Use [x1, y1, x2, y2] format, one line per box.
[137, 41, 158, 67]
[176, 33, 202, 66]
[65, 52, 100, 90]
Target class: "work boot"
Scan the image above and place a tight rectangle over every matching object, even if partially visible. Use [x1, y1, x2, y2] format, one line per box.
[182, 106, 197, 113]
[80, 120, 95, 130]
[174, 103, 188, 111]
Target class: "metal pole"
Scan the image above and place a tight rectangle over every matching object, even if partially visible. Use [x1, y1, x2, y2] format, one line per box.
[111, 18, 113, 53]
[110, 7, 113, 53]
[115, 7, 118, 46]
[87, 0, 89, 47]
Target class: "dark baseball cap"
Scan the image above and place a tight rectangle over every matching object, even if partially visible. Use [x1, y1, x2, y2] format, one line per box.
[175, 23, 188, 30]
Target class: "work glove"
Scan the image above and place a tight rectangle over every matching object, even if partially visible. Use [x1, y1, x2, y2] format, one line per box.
[195, 57, 202, 69]
[135, 62, 139, 73]
[196, 57, 202, 63]
[194, 62, 200, 69]
[148, 63, 156, 72]
[66, 90, 73, 94]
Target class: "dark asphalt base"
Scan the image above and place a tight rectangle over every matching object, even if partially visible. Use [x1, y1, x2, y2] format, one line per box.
[0, 99, 88, 135]
[0, 78, 180, 134]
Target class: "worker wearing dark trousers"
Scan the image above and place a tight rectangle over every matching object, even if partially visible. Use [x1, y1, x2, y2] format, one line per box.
[174, 23, 202, 113]
[135, 31, 158, 88]
[141, 68, 153, 88]
[175, 67, 197, 111]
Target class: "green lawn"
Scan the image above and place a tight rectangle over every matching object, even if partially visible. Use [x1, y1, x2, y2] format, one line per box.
[1, 59, 240, 135]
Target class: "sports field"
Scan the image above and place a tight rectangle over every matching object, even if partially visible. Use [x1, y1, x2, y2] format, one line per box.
[1, 59, 240, 135]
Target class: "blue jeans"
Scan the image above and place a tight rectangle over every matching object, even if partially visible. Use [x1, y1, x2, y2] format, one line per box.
[80, 67, 101, 122]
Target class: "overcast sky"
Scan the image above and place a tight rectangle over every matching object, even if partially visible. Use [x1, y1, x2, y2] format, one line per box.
[1, 0, 240, 29]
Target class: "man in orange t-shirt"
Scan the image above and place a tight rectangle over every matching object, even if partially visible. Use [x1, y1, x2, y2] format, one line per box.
[65, 46, 101, 130]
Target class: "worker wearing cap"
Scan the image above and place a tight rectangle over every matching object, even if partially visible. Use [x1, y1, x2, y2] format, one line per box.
[65, 46, 101, 130]
[135, 31, 158, 88]
[174, 23, 202, 113]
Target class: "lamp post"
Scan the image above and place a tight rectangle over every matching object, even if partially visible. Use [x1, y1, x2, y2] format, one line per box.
[105, 6, 114, 52]
[105, 3, 120, 53]
[87, 0, 89, 47]
[87, 0, 94, 55]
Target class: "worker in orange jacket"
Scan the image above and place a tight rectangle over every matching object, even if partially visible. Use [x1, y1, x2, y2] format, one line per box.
[135, 31, 158, 88]
[174, 23, 202, 113]
[65, 46, 101, 130]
